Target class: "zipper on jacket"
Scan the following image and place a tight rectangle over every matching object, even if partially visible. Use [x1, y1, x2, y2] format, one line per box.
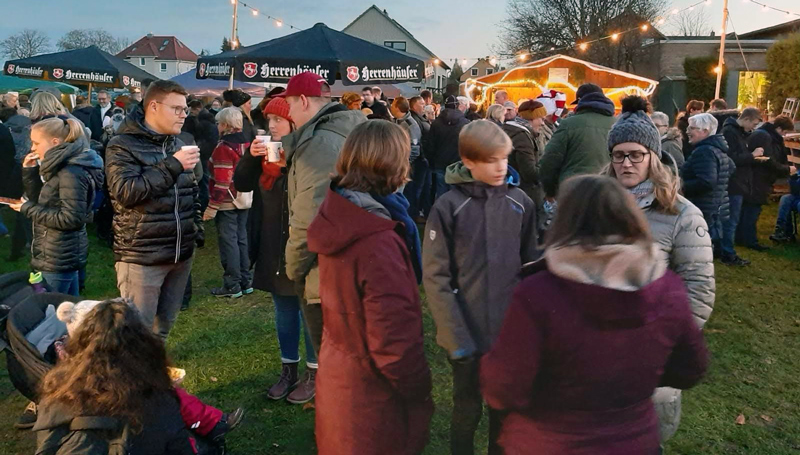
[163, 140, 181, 264]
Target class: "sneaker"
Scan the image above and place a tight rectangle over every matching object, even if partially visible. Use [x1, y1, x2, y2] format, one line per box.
[211, 286, 243, 298]
[14, 401, 37, 430]
[267, 363, 300, 400]
[287, 367, 316, 404]
[242, 287, 254, 295]
[746, 243, 770, 252]
[721, 255, 751, 266]
[769, 231, 794, 243]
[208, 407, 245, 447]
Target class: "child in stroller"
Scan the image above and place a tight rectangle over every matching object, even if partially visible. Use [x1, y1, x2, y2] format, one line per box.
[4, 294, 243, 453]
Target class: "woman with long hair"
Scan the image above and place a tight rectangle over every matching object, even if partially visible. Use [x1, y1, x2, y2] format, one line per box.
[8, 117, 103, 295]
[34, 299, 195, 454]
[307, 121, 433, 454]
[234, 97, 318, 404]
[480, 175, 708, 454]
[605, 95, 715, 446]
[29, 92, 69, 122]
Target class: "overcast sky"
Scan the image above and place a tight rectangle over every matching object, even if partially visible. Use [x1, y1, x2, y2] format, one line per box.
[1, 0, 797, 66]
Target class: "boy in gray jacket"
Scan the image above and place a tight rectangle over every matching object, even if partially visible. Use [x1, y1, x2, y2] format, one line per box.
[423, 120, 539, 454]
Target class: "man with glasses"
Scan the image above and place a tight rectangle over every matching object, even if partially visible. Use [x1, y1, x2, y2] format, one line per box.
[105, 80, 201, 340]
[651, 111, 684, 168]
[89, 90, 114, 141]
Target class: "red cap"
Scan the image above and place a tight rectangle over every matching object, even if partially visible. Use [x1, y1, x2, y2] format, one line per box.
[275, 72, 330, 98]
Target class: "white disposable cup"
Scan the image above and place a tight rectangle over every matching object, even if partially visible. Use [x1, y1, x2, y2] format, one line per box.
[180, 145, 200, 154]
[266, 141, 282, 162]
[255, 135, 271, 155]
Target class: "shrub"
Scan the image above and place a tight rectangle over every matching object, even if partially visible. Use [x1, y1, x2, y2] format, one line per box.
[684, 56, 727, 104]
[766, 33, 800, 116]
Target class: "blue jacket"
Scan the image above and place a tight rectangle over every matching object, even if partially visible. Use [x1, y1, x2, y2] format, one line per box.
[681, 134, 735, 229]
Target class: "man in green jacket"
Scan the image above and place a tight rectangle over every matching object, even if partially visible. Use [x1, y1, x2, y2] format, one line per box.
[539, 84, 616, 198]
[279, 73, 366, 397]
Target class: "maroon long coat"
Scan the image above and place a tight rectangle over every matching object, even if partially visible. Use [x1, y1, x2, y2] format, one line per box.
[307, 189, 433, 455]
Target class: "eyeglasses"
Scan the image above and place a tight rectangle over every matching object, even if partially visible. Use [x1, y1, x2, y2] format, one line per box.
[610, 150, 649, 163]
[156, 101, 189, 116]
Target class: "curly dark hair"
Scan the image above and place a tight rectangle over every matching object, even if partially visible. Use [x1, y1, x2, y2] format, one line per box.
[39, 299, 174, 430]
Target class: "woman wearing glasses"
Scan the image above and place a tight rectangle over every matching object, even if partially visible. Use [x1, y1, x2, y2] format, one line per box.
[604, 96, 715, 449]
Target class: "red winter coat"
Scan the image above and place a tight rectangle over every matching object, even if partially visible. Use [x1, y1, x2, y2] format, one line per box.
[307, 188, 433, 455]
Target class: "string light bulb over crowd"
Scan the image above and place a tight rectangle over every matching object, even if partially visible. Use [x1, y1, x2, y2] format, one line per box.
[233, 0, 299, 36]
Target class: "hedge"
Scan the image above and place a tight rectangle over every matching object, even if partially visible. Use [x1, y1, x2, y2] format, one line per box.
[766, 33, 800, 116]
[684, 56, 727, 104]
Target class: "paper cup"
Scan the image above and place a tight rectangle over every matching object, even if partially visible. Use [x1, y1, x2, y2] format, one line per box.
[180, 145, 200, 153]
[267, 141, 282, 162]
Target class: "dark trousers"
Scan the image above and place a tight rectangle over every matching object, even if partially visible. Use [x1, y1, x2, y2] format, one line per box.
[215, 209, 252, 290]
[450, 358, 504, 455]
[433, 169, 451, 201]
[737, 202, 763, 247]
[10, 211, 31, 258]
[294, 279, 323, 357]
[403, 158, 432, 218]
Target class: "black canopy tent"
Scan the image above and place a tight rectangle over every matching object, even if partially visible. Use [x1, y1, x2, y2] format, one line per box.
[2, 45, 155, 99]
[196, 23, 425, 86]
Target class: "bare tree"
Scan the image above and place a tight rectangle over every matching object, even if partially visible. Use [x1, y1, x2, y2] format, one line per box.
[0, 29, 51, 59]
[667, 9, 711, 37]
[57, 29, 130, 54]
[496, 0, 667, 71]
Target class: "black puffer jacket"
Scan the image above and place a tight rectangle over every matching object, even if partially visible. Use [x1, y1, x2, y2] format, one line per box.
[681, 134, 736, 230]
[427, 108, 470, 170]
[21, 139, 104, 272]
[105, 106, 198, 266]
[722, 116, 754, 197]
[747, 123, 791, 205]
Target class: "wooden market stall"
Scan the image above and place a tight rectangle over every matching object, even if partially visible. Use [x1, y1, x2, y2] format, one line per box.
[462, 54, 657, 111]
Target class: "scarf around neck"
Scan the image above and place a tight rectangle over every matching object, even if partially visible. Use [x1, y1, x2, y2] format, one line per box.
[370, 192, 423, 284]
[628, 179, 655, 205]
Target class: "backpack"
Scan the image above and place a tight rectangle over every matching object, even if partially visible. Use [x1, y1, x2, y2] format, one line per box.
[36, 416, 132, 455]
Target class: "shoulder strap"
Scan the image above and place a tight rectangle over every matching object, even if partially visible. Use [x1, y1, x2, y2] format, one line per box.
[68, 416, 131, 455]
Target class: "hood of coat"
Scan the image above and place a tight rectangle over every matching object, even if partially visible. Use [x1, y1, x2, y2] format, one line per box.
[574, 92, 615, 117]
[282, 102, 362, 161]
[695, 133, 729, 153]
[443, 161, 520, 196]
[437, 107, 467, 126]
[662, 127, 682, 143]
[220, 131, 249, 146]
[545, 240, 667, 291]
[308, 186, 399, 256]
[756, 122, 784, 145]
[335, 187, 391, 219]
[722, 115, 743, 134]
[39, 137, 102, 180]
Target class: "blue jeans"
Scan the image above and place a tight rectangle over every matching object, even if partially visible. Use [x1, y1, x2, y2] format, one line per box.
[737, 202, 763, 247]
[721, 195, 743, 258]
[273, 293, 317, 366]
[403, 158, 432, 218]
[776, 194, 800, 234]
[41, 271, 80, 296]
[215, 209, 252, 290]
[433, 168, 451, 200]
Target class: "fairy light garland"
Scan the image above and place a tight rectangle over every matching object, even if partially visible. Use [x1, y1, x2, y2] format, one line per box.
[237, 0, 299, 31]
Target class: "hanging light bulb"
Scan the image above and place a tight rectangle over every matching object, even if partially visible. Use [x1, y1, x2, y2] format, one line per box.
[252, 9, 258, 16]
[611, 33, 620, 41]
[230, 0, 235, 4]
[762, 4, 769, 11]
[657, 18, 666, 25]
[519, 53, 528, 61]
[671, 8, 679, 14]
[579, 42, 589, 51]
[713, 65, 722, 73]
[688, 6, 694, 11]
[490, 57, 497, 65]
[641, 24, 649, 31]
[461, 59, 468, 66]
[705, 0, 712, 4]
[433, 58, 440, 64]
[276, 19, 283, 27]
[550, 47, 556, 51]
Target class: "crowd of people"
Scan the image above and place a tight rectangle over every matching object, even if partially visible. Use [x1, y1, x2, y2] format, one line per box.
[0, 70, 797, 455]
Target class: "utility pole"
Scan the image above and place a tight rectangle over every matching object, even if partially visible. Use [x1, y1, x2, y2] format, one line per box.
[714, 0, 729, 99]
[229, 0, 238, 90]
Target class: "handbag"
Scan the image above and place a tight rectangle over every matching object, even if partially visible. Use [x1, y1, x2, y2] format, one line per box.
[228, 188, 253, 210]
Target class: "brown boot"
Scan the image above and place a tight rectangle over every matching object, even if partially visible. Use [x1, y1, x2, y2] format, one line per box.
[287, 367, 316, 404]
[267, 363, 299, 400]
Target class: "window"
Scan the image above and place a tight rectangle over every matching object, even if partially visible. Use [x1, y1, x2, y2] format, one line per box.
[486, 68, 494, 75]
[162, 39, 169, 46]
[470, 68, 478, 76]
[384, 41, 407, 52]
[139, 57, 146, 66]
[159, 45, 167, 51]
[160, 63, 168, 73]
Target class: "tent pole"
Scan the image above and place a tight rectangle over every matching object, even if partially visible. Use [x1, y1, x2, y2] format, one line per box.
[229, 0, 238, 90]
[88, 83, 93, 104]
[714, 0, 729, 100]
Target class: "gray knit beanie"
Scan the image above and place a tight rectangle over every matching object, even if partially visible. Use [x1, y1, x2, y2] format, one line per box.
[608, 96, 662, 158]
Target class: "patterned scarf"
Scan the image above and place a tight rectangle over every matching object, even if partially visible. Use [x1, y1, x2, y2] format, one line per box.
[628, 179, 655, 205]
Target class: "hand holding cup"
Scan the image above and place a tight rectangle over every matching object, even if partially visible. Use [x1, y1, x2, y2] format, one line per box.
[251, 135, 270, 157]
[174, 146, 200, 171]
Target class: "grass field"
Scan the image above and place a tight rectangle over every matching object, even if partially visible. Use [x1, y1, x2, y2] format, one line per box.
[1, 202, 799, 454]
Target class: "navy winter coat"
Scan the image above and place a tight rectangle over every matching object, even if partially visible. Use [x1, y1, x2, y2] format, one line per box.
[681, 134, 735, 232]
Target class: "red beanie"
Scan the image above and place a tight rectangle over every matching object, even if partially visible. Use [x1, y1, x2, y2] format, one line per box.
[263, 97, 292, 123]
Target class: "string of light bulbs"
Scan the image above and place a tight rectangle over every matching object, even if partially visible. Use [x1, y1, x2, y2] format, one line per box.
[233, 0, 300, 31]
[743, 0, 800, 17]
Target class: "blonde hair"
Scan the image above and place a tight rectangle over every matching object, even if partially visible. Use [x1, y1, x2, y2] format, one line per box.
[603, 153, 680, 215]
[341, 92, 362, 107]
[486, 104, 505, 123]
[32, 117, 85, 143]
[215, 107, 243, 134]
[30, 92, 68, 120]
[458, 120, 512, 162]
[334, 120, 410, 196]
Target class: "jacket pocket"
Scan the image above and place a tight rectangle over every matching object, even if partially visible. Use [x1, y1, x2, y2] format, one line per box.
[304, 265, 321, 304]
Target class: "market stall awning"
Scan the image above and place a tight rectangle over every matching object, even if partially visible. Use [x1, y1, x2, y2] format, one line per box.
[463, 54, 658, 108]
[196, 23, 425, 86]
[0, 74, 79, 95]
[169, 69, 265, 98]
[2, 45, 155, 89]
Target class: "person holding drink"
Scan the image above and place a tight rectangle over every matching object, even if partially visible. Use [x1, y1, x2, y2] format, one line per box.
[105, 80, 200, 340]
[234, 98, 318, 403]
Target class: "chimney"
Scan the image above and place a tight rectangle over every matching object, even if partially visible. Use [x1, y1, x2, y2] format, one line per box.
[147, 33, 153, 38]
[710, 31, 715, 37]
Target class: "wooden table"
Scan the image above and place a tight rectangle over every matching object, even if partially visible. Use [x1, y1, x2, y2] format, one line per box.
[786, 133, 800, 165]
